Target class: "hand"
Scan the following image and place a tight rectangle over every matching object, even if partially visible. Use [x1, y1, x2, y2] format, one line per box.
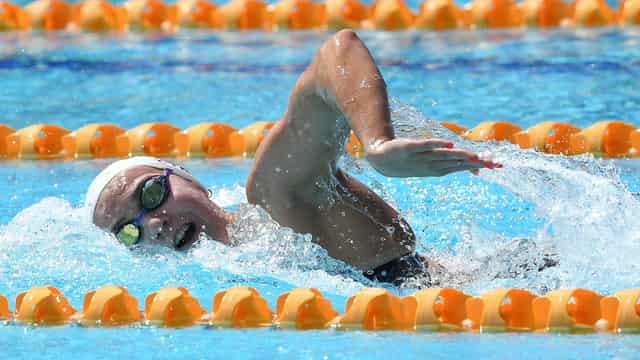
[364, 138, 501, 178]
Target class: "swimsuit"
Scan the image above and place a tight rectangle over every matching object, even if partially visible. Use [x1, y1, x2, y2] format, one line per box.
[364, 253, 432, 287]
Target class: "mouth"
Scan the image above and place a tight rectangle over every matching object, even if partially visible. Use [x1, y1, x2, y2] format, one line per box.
[173, 223, 197, 250]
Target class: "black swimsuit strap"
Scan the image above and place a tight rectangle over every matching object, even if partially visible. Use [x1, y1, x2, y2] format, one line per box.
[364, 253, 432, 287]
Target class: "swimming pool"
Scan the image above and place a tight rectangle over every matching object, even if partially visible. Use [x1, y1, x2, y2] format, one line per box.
[1, 24, 640, 359]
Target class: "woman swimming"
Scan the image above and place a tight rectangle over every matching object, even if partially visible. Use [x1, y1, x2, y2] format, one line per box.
[85, 30, 500, 286]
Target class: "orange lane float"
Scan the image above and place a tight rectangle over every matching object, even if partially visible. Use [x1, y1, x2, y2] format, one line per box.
[0, 1, 30, 31]
[210, 286, 273, 328]
[173, 0, 222, 29]
[440, 121, 467, 136]
[569, 0, 615, 27]
[227, 121, 273, 156]
[463, 121, 522, 143]
[619, 0, 640, 26]
[71, 0, 126, 32]
[275, 288, 339, 329]
[218, 0, 270, 31]
[62, 124, 125, 160]
[6, 124, 70, 160]
[270, 0, 327, 31]
[519, 0, 569, 28]
[415, 0, 464, 31]
[569, 120, 636, 158]
[177, 122, 244, 158]
[116, 122, 188, 158]
[465, 288, 537, 332]
[24, 0, 72, 30]
[366, 0, 415, 31]
[409, 288, 472, 331]
[14, 286, 76, 325]
[532, 288, 602, 332]
[0, 294, 9, 320]
[513, 121, 581, 155]
[144, 287, 206, 327]
[123, 0, 174, 32]
[630, 129, 640, 157]
[599, 289, 640, 333]
[76, 285, 141, 326]
[0, 124, 16, 158]
[345, 130, 363, 157]
[465, 0, 523, 29]
[325, 0, 368, 29]
[330, 288, 415, 330]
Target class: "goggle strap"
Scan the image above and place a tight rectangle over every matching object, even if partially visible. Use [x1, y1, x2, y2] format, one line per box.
[133, 209, 145, 225]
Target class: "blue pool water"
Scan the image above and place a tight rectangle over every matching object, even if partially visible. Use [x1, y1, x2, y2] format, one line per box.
[1, 27, 640, 358]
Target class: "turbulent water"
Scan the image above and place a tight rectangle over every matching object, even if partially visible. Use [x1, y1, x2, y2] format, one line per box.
[1, 100, 638, 307]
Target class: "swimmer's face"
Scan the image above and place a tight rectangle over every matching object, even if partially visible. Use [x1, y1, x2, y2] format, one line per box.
[93, 166, 231, 249]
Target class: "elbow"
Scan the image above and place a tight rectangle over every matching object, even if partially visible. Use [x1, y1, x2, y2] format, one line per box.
[320, 29, 363, 61]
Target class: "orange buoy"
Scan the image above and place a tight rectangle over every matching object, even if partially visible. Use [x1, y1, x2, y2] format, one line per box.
[15, 286, 76, 325]
[173, 0, 222, 28]
[6, 124, 70, 160]
[78, 286, 141, 326]
[630, 129, 640, 157]
[218, 0, 270, 31]
[533, 288, 602, 332]
[62, 123, 125, 159]
[71, 0, 126, 32]
[325, 0, 368, 29]
[466, 288, 538, 332]
[512, 121, 581, 155]
[210, 287, 274, 328]
[519, 0, 569, 27]
[25, 0, 73, 31]
[367, 0, 415, 31]
[330, 288, 415, 330]
[466, 0, 523, 28]
[0, 1, 30, 31]
[569, 0, 615, 27]
[177, 122, 245, 158]
[227, 121, 273, 156]
[144, 287, 206, 327]
[116, 122, 187, 158]
[463, 121, 522, 143]
[345, 130, 363, 157]
[270, 0, 327, 31]
[619, 0, 640, 26]
[569, 121, 636, 158]
[275, 288, 338, 329]
[0, 124, 16, 158]
[415, 0, 464, 31]
[599, 289, 640, 333]
[409, 288, 473, 331]
[440, 121, 467, 136]
[0, 294, 9, 319]
[123, 0, 174, 31]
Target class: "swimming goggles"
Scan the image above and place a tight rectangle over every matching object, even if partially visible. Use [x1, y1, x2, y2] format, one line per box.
[115, 168, 172, 247]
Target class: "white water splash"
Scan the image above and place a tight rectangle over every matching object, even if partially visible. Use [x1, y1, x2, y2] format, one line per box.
[385, 100, 640, 294]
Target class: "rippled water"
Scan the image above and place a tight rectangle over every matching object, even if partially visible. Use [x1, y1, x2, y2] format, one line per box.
[1, 28, 640, 358]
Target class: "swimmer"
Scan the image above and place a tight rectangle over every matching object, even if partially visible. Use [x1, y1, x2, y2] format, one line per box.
[86, 30, 502, 287]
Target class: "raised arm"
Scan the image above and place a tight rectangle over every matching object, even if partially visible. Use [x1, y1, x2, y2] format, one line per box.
[246, 30, 496, 270]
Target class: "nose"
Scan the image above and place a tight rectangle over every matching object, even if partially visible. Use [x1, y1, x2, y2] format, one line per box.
[144, 215, 174, 246]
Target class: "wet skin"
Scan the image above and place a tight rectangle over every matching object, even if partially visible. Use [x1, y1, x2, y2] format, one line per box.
[93, 30, 499, 271]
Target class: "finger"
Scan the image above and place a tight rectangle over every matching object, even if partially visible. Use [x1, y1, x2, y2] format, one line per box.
[430, 160, 484, 172]
[438, 163, 483, 175]
[417, 149, 481, 162]
[406, 138, 454, 152]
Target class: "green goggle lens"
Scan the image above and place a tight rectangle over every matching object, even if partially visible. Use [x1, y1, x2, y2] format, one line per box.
[140, 177, 168, 210]
[116, 223, 141, 247]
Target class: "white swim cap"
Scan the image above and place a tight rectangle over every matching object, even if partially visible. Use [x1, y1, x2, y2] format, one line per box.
[85, 156, 199, 222]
